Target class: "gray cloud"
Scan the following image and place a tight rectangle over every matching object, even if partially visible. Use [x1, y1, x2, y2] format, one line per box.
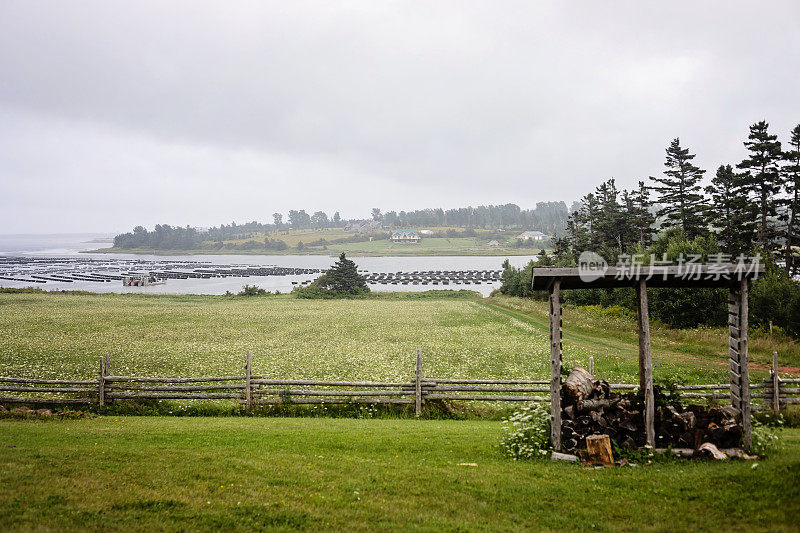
[1, 1, 799, 232]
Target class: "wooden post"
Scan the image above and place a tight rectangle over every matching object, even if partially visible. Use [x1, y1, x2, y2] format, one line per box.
[549, 279, 562, 451]
[104, 353, 110, 377]
[740, 279, 752, 449]
[415, 349, 423, 417]
[98, 355, 105, 407]
[636, 280, 654, 448]
[769, 321, 780, 415]
[245, 350, 252, 411]
[772, 351, 780, 415]
[588, 356, 594, 377]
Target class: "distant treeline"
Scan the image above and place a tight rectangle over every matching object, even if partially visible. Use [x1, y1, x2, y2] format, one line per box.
[112, 202, 568, 250]
[370, 202, 568, 235]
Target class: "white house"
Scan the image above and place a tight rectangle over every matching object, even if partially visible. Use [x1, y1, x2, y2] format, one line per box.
[516, 231, 548, 241]
[390, 230, 421, 243]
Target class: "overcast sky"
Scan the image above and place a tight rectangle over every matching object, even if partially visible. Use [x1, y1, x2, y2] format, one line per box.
[1, 1, 799, 234]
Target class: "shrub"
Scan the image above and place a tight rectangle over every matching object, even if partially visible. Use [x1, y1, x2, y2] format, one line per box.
[264, 238, 289, 251]
[750, 256, 800, 337]
[238, 284, 269, 296]
[749, 418, 783, 458]
[498, 259, 537, 298]
[500, 402, 551, 460]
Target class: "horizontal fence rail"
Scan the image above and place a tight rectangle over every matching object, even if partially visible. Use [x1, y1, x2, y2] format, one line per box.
[1, 352, 798, 414]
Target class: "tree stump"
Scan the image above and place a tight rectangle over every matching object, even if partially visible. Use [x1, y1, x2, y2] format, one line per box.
[586, 434, 614, 466]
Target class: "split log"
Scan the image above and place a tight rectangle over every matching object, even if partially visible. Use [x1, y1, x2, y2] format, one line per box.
[576, 398, 621, 412]
[586, 434, 614, 466]
[695, 442, 727, 460]
[563, 367, 594, 404]
[551, 452, 578, 462]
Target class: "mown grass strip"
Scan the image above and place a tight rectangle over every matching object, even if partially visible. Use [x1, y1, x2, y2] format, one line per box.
[0, 417, 798, 531]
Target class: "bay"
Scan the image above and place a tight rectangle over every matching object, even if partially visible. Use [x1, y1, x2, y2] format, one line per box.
[0, 233, 535, 296]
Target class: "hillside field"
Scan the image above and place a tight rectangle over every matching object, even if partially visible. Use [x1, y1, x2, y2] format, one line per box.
[93, 227, 544, 256]
[1, 291, 797, 385]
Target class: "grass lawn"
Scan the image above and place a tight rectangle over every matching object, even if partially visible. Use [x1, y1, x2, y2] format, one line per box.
[1, 291, 797, 387]
[0, 417, 798, 531]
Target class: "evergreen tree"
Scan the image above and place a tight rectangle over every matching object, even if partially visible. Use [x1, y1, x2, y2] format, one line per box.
[705, 164, 754, 255]
[649, 138, 708, 239]
[551, 236, 575, 265]
[737, 120, 783, 250]
[592, 179, 626, 258]
[567, 192, 598, 253]
[783, 124, 800, 275]
[332, 211, 341, 226]
[625, 181, 654, 248]
[566, 179, 654, 262]
[499, 259, 521, 296]
[317, 253, 369, 295]
[272, 213, 283, 229]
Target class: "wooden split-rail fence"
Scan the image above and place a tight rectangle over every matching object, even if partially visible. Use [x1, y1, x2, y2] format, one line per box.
[1, 352, 797, 416]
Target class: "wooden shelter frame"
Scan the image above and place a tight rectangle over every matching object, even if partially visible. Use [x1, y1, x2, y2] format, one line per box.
[531, 263, 764, 451]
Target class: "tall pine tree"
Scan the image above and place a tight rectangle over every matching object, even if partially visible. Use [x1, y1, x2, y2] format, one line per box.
[737, 120, 783, 251]
[593, 179, 626, 257]
[567, 179, 654, 261]
[784, 124, 800, 275]
[626, 181, 655, 248]
[705, 164, 753, 255]
[649, 138, 708, 239]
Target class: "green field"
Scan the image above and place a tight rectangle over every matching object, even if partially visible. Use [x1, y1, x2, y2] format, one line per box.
[1, 417, 798, 531]
[1, 291, 798, 386]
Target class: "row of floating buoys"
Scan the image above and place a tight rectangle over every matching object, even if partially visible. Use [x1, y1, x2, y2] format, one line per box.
[1, 256, 504, 288]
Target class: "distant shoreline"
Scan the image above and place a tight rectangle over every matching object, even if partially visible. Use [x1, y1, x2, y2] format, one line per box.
[82, 247, 538, 257]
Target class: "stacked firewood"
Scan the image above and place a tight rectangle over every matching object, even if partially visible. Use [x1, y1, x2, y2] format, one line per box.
[658, 403, 742, 449]
[559, 367, 742, 453]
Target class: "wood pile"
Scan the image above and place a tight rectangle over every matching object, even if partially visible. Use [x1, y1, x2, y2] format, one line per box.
[559, 367, 742, 454]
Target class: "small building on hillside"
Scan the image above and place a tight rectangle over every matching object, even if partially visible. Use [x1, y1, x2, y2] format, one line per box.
[517, 230, 549, 241]
[419, 229, 434, 235]
[347, 220, 383, 234]
[390, 230, 421, 243]
[487, 240, 500, 247]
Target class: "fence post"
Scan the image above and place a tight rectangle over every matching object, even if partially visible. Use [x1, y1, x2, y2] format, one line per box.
[98, 355, 105, 407]
[772, 351, 780, 415]
[245, 350, 253, 411]
[415, 349, 423, 417]
[588, 356, 594, 376]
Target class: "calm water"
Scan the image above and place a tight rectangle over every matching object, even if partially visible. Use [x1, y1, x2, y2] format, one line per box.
[0, 234, 535, 296]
